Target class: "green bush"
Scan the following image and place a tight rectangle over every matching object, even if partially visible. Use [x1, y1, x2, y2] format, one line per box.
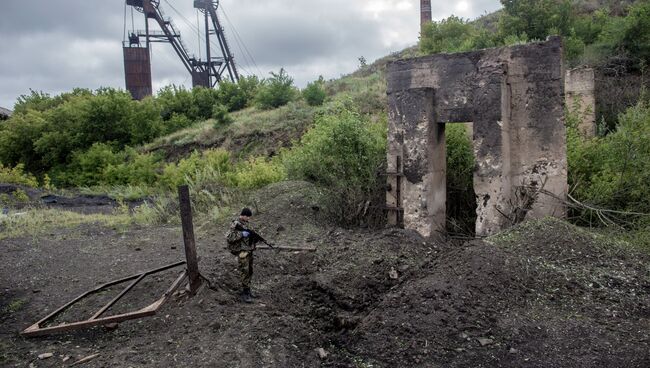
[12, 88, 92, 115]
[57, 143, 124, 186]
[156, 85, 221, 122]
[420, 16, 479, 54]
[0, 163, 39, 187]
[227, 157, 287, 189]
[282, 102, 386, 225]
[302, 77, 327, 106]
[255, 68, 298, 110]
[103, 148, 161, 186]
[161, 148, 232, 189]
[0, 110, 49, 171]
[568, 99, 650, 221]
[163, 113, 193, 134]
[218, 76, 260, 111]
[498, 0, 574, 41]
[192, 87, 221, 120]
[55, 143, 162, 187]
[212, 104, 234, 127]
[618, 1, 650, 68]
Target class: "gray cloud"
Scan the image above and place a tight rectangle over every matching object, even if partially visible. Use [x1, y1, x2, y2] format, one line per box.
[0, 0, 502, 109]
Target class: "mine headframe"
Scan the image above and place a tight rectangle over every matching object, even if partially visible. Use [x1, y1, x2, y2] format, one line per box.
[123, 0, 239, 100]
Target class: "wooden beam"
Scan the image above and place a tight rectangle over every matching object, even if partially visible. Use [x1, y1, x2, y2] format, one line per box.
[178, 185, 201, 295]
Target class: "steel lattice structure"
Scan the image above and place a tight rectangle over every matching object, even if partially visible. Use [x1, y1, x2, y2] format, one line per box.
[123, 0, 239, 99]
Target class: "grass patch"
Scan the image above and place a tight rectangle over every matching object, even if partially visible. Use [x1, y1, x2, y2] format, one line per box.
[3, 299, 25, 314]
[143, 101, 316, 155]
[79, 184, 158, 201]
[0, 207, 156, 240]
[488, 217, 644, 253]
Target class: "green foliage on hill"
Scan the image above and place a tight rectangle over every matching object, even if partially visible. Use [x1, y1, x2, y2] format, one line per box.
[282, 101, 386, 225]
[302, 76, 327, 106]
[0, 164, 38, 187]
[568, 97, 650, 216]
[420, 16, 496, 54]
[421, 0, 650, 69]
[254, 68, 298, 109]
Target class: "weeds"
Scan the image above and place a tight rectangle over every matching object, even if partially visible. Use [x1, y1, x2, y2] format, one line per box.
[3, 299, 25, 313]
[0, 207, 155, 240]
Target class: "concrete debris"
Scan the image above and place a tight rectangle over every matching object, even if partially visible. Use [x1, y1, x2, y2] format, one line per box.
[315, 347, 328, 359]
[477, 338, 494, 346]
[71, 353, 100, 366]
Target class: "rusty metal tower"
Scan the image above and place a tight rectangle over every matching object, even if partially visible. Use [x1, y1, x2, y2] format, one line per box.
[123, 0, 239, 100]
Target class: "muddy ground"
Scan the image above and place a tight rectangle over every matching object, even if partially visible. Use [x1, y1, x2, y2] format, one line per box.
[1, 181, 649, 367]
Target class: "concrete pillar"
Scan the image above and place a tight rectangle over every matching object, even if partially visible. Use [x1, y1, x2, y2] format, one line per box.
[387, 87, 446, 237]
[565, 67, 596, 137]
[472, 59, 509, 236]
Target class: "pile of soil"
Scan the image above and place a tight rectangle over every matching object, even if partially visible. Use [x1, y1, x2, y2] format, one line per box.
[1, 181, 648, 367]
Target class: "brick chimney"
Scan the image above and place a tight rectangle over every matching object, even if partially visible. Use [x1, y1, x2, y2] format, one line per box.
[421, 0, 432, 29]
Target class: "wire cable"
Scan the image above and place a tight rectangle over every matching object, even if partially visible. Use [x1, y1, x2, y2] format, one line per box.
[123, 1, 127, 42]
[220, 4, 262, 78]
[196, 9, 202, 59]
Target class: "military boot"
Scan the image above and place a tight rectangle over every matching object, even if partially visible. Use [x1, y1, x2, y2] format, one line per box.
[240, 288, 253, 304]
[246, 288, 258, 298]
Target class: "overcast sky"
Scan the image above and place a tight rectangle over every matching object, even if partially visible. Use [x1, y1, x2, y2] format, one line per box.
[0, 0, 501, 109]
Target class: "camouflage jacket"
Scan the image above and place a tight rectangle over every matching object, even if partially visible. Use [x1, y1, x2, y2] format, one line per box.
[225, 218, 256, 253]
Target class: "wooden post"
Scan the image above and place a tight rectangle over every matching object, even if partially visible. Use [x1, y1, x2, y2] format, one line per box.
[178, 185, 201, 295]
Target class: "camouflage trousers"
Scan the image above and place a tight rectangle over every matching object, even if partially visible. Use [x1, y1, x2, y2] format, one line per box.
[237, 251, 254, 289]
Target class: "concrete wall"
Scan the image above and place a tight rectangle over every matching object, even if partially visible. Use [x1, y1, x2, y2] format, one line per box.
[386, 37, 567, 237]
[565, 67, 596, 137]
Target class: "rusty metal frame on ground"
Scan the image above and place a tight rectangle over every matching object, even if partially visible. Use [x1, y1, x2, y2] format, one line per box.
[21, 261, 187, 337]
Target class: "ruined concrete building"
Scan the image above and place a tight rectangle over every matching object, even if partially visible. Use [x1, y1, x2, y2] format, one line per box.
[386, 37, 567, 237]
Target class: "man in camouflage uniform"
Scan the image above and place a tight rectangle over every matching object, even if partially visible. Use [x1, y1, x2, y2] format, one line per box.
[226, 208, 257, 303]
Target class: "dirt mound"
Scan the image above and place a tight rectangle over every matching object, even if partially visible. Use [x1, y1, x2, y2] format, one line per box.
[338, 218, 650, 367]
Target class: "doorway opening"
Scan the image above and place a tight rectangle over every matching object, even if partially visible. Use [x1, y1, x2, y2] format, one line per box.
[445, 123, 476, 237]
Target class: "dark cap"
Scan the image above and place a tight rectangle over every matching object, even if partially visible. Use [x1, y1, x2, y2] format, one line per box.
[240, 208, 253, 217]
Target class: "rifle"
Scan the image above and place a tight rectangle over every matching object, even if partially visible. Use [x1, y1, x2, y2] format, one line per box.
[234, 224, 275, 249]
[234, 224, 317, 252]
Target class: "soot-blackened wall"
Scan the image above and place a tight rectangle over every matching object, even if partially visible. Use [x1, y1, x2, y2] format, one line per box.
[386, 37, 567, 237]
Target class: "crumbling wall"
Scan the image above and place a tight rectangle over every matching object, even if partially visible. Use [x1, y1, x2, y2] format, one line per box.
[386, 37, 567, 237]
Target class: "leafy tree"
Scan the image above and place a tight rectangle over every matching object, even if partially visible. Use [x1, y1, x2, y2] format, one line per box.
[498, 0, 574, 40]
[0, 110, 48, 171]
[12, 88, 92, 115]
[191, 86, 221, 120]
[157, 85, 199, 120]
[619, 1, 650, 67]
[255, 68, 298, 110]
[302, 76, 327, 106]
[420, 16, 478, 54]
[218, 75, 260, 112]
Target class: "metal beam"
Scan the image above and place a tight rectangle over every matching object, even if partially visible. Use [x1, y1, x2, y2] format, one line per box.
[21, 261, 186, 337]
